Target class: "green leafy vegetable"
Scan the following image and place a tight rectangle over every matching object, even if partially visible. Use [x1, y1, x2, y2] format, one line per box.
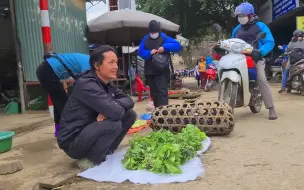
[122, 124, 207, 174]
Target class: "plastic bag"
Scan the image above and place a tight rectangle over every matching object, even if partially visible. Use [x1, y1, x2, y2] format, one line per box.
[145, 101, 155, 112]
[128, 66, 136, 81]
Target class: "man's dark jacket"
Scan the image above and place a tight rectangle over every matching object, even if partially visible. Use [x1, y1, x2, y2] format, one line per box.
[57, 70, 134, 148]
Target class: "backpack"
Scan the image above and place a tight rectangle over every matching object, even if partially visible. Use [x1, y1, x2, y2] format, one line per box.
[289, 48, 304, 65]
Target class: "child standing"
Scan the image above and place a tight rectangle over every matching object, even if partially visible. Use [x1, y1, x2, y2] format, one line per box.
[198, 56, 207, 88]
[194, 61, 200, 88]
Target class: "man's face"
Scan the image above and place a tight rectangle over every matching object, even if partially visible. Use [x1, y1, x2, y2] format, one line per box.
[238, 14, 249, 25]
[95, 51, 118, 81]
[150, 32, 159, 39]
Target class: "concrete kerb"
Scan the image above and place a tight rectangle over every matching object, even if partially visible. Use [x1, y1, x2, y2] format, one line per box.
[8, 118, 53, 135]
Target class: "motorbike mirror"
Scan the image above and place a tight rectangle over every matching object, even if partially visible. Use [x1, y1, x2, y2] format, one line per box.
[256, 32, 266, 40]
[212, 23, 222, 34]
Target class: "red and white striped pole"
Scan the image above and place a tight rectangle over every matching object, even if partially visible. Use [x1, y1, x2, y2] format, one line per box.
[48, 95, 54, 118]
[40, 0, 52, 54]
[40, 0, 53, 117]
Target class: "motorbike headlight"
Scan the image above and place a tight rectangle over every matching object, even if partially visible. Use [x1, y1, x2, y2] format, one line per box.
[231, 43, 246, 53]
[242, 47, 253, 54]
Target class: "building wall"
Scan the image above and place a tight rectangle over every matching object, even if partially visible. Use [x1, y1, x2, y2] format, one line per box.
[259, 0, 300, 24]
[14, 0, 89, 82]
[118, 0, 136, 10]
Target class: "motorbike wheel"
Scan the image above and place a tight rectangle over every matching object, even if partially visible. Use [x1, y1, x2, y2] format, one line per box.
[274, 74, 282, 83]
[218, 79, 238, 108]
[249, 100, 262, 113]
[204, 79, 213, 92]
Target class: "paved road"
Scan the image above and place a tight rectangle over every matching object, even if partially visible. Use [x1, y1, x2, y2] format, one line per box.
[64, 79, 304, 190]
[2, 78, 304, 190]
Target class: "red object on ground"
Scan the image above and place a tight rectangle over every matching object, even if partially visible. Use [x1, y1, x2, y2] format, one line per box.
[168, 91, 186, 95]
[135, 75, 151, 102]
[128, 121, 151, 134]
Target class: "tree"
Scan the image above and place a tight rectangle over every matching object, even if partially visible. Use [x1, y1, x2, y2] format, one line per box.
[137, 0, 256, 39]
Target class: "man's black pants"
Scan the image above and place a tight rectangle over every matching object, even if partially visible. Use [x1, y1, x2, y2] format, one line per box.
[146, 71, 169, 108]
[36, 61, 68, 124]
[63, 109, 137, 165]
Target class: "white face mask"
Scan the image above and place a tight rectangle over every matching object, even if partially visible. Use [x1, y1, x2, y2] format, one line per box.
[238, 16, 249, 25]
[150, 32, 159, 39]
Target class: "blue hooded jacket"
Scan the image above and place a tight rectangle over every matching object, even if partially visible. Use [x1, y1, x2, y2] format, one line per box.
[46, 53, 90, 80]
[232, 18, 275, 57]
[206, 56, 215, 69]
[138, 32, 182, 60]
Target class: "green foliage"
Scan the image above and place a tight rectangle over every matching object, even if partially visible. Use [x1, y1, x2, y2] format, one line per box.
[122, 125, 207, 174]
[136, 0, 256, 39]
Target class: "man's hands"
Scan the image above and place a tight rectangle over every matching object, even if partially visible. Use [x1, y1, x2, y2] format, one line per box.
[150, 49, 158, 55]
[97, 113, 106, 122]
[157, 46, 164, 53]
[251, 49, 262, 63]
[150, 46, 165, 55]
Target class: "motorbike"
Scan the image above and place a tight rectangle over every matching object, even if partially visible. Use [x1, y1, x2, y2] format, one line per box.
[270, 45, 288, 83]
[264, 52, 273, 81]
[272, 53, 287, 83]
[212, 23, 263, 113]
[204, 64, 217, 92]
[285, 49, 304, 95]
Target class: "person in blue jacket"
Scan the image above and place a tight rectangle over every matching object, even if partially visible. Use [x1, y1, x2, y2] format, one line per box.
[138, 20, 182, 107]
[206, 56, 216, 69]
[232, 2, 277, 120]
[281, 45, 288, 53]
[36, 53, 90, 137]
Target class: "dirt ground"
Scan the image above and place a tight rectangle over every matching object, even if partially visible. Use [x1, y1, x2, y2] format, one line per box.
[1, 78, 304, 190]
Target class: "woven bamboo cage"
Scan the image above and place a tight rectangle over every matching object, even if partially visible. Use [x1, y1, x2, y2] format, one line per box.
[150, 101, 234, 136]
[168, 92, 201, 100]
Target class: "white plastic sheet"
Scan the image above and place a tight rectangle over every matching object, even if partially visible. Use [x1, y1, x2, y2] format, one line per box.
[78, 137, 211, 184]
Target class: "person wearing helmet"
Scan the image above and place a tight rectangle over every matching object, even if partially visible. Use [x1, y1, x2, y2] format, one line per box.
[232, 2, 277, 120]
[279, 30, 304, 93]
[206, 56, 216, 69]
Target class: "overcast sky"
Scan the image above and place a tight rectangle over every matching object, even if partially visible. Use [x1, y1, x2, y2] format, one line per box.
[86, 1, 108, 21]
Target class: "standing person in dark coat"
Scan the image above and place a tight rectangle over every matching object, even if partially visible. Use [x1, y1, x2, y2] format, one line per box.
[57, 45, 136, 170]
[138, 20, 182, 108]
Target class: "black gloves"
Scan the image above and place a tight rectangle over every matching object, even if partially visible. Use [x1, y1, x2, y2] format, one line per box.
[251, 49, 262, 63]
